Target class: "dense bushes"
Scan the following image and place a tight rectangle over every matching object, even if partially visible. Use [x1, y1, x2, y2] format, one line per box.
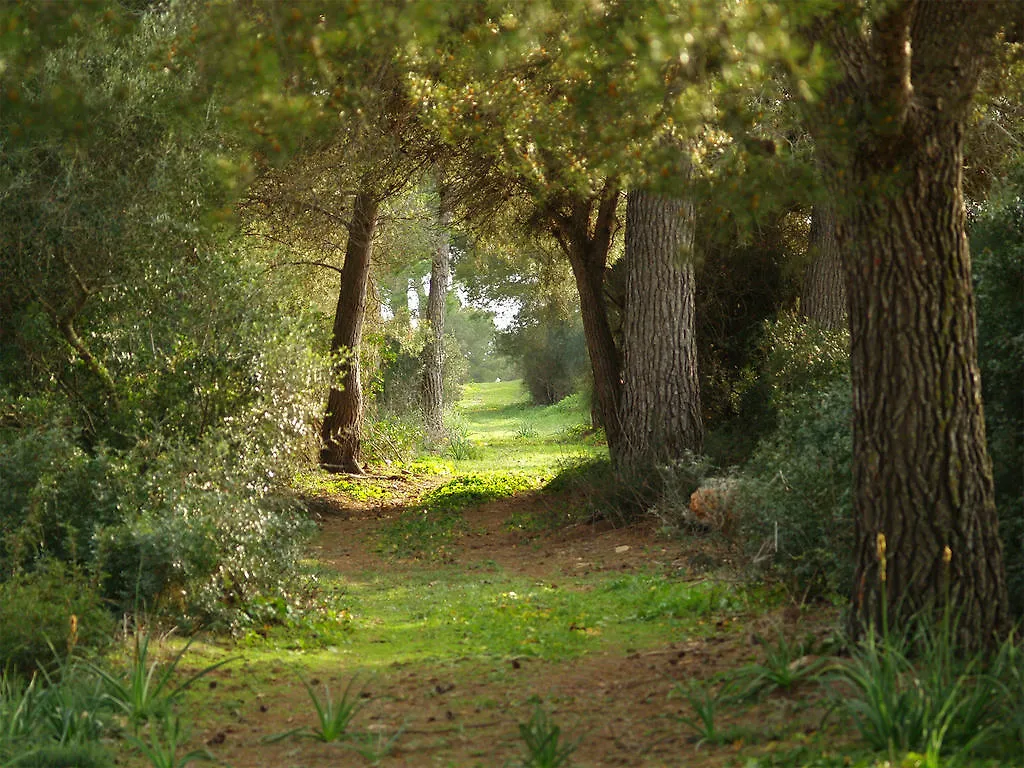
[0, 253, 328, 632]
[732, 378, 853, 598]
[971, 164, 1024, 613]
[0, 561, 114, 677]
[725, 315, 853, 598]
[498, 305, 589, 406]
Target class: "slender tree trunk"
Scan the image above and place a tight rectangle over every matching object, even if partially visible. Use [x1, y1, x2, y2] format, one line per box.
[548, 187, 623, 457]
[320, 189, 379, 474]
[810, 0, 1009, 647]
[422, 190, 451, 441]
[567, 245, 622, 454]
[800, 204, 847, 332]
[618, 189, 703, 475]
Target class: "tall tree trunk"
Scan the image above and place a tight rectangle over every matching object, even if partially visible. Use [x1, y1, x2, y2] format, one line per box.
[618, 189, 703, 475]
[548, 186, 623, 457]
[320, 189, 379, 474]
[422, 189, 451, 441]
[810, 0, 1009, 647]
[800, 204, 847, 332]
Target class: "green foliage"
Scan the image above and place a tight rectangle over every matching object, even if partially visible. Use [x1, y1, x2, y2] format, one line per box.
[970, 164, 1024, 615]
[96, 461, 317, 631]
[360, 412, 423, 467]
[367, 328, 467, 418]
[442, 421, 484, 462]
[733, 311, 851, 436]
[0, 416, 121, 570]
[0, 3, 329, 632]
[673, 680, 736, 747]
[696, 211, 805, 434]
[732, 632, 828, 699]
[422, 473, 535, 514]
[733, 377, 853, 599]
[447, 305, 517, 383]
[0, 562, 113, 679]
[293, 472, 389, 503]
[7, 743, 113, 768]
[0, 663, 112, 767]
[0, 259, 325, 630]
[124, 715, 213, 768]
[518, 704, 578, 768]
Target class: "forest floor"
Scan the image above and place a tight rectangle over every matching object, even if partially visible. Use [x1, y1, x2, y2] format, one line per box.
[166, 383, 851, 768]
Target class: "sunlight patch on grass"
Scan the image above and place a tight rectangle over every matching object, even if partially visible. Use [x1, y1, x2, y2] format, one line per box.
[227, 568, 763, 671]
[448, 381, 605, 475]
[293, 472, 390, 502]
[375, 473, 538, 559]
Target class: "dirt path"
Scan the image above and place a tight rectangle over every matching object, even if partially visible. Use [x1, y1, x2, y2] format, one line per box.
[188, 478, 839, 768]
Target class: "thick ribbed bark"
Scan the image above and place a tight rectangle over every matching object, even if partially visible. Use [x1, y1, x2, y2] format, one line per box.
[619, 189, 703, 474]
[801, 204, 847, 332]
[422, 191, 451, 441]
[320, 189, 379, 474]
[810, 0, 1009, 647]
[548, 185, 623, 457]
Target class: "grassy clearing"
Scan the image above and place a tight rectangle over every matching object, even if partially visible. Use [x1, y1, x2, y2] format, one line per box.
[446, 382, 605, 475]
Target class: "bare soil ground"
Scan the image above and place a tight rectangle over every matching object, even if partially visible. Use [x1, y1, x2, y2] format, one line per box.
[184, 477, 841, 768]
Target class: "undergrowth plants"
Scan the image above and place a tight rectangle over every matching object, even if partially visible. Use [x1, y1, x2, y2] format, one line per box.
[302, 676, 365, 743]
[0, 630, 226, 768]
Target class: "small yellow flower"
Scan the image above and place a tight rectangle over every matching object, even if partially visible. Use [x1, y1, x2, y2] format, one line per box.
[876, 533, 887, 583]
[943, 546, 952, 565]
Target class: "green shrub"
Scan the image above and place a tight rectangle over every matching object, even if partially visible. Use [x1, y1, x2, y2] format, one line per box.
[94, 450, 316, 631]
[733, 377, 853, 599]
[361, 412, 424, 465]
[710, 311, 850, 466]
[0, 411, 121, 571]
[367, 328, 467, 417]
[498, 305, 588, 406]
[971, 166, 1024, 615]
[0, 561, 113, 678]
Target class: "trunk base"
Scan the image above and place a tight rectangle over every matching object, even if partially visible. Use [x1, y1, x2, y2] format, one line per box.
[319, 445, 364, 475]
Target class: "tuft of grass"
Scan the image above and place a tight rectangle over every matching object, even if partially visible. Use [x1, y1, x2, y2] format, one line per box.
[302, 676, 366, 743]
[88, 631, 234, 729]
[519, 704, 578, 768]
[672, 680, 738, 747]
[829, 618, 1015, 765]
[732, 632, 828, 699]
[124, 714, 213, 768]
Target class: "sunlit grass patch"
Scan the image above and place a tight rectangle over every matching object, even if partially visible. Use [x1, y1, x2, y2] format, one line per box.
[448, 381, 604, 475]
[232, 568, 762, 669]
[376, 473, 538, 559]
[292, 471, 390, 502]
